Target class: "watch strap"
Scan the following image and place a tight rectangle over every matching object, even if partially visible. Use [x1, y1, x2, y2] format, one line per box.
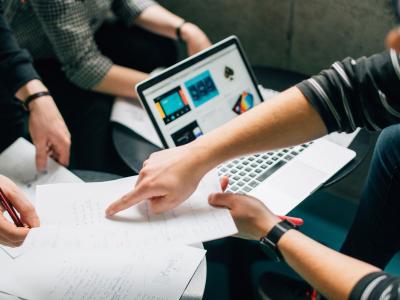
[22, 91, 51, 111]
[260, 219, 297, 261]
[176, 20, 187, 43]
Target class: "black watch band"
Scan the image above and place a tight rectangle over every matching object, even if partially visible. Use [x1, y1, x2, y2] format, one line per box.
[22, 91, 51, 111]
[176, 20, 187, 43]
[259, 220, 297, 262]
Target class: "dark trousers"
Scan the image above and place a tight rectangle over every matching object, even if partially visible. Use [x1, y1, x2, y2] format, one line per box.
[0, 22, 178, 172]
[341, 124, 400, 268]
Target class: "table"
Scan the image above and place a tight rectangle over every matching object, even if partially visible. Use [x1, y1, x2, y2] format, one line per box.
[73, 170, 206, 300]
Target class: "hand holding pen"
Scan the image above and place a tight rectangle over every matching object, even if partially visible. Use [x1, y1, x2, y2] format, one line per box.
[0, 175, 40, 247]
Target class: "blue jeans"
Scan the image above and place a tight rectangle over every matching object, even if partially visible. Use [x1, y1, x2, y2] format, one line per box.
[341, 125, 400, 268]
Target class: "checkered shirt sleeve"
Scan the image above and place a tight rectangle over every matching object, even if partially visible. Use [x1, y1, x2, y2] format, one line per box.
[30, 0, 113, 90]
[112, 0, 156, 26]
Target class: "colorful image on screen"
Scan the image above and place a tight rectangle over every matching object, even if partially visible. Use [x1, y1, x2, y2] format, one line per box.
[185, 70, 219, 107]
[171, 121, 203, 146]
[232, 91, 254, 115]
[154, 86, 191, 125]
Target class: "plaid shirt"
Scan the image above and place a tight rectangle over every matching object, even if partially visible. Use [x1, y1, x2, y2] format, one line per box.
[4, 0, 156, 89]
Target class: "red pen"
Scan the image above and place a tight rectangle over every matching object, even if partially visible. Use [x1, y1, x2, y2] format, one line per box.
[278, 215, 304, 226]
[0, 188, 24, 227]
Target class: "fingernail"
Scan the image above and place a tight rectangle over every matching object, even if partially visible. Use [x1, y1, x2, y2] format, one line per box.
[106, 209, 114, 216]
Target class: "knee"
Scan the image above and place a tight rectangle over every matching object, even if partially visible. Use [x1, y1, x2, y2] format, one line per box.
[375, 125, 400, 166]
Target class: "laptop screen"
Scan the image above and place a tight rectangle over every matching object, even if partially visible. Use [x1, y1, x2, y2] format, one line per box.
[140, 39, 263, 148]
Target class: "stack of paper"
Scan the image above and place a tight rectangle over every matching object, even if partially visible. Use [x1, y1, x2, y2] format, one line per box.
[0, 139, 238, 300]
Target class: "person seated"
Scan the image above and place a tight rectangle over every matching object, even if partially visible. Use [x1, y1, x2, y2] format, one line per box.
[0, 0, 70, 171]
[105, 47, 400, 299]
[4, 0, 211, 171]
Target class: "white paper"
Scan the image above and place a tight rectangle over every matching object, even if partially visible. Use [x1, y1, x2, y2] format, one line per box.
[0, 246, 205, 300]
[259, 85, 280, 100]
[33, 170, 236, 242]
[111, 98, 163, 148]
[0, 138, 82, 257]
[323, 128, 360, 148]
[0, 138, 81, 201]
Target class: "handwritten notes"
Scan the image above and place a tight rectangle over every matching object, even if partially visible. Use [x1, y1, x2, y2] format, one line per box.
[34, 170, 237, 245]
[0, 246, 205, 300]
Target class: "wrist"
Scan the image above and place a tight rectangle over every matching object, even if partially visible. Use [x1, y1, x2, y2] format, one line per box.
[27, 95, 53, 113]
[188, 137, 226, 174]
[178, 22, 199, 43]
[257, 215, 280, 240]
[15, 80, 48, 102]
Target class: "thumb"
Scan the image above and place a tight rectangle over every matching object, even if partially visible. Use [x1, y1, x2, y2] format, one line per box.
[208, 193, 235, 209]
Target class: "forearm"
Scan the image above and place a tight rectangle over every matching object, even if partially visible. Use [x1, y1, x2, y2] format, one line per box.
[278, 230, 380, 300]
[93, 65, 148, 99]
[135, 5, 183, 39]
[192, 87, 327, 171]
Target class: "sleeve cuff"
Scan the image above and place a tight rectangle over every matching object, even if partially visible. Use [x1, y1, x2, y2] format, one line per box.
[296, 80, 340, 133]
[114, 0, 157, 27]
[65, 55, 113, 90]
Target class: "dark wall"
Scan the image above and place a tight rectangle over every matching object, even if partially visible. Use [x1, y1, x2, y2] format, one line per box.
[159, 0, 397, 74]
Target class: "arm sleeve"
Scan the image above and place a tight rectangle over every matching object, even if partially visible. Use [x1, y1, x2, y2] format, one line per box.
[296, 50, 400, 133]
[30, 0, 113, 90]
[111, 0, 157, 27]
[350, 271, 400, 300]
[0, 1, 40, 96]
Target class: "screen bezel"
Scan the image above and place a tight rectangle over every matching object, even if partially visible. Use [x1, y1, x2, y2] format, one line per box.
[136, 36, 264, 149]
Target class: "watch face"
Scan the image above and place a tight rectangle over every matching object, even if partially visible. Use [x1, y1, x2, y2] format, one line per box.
[259, 241, 281, 263]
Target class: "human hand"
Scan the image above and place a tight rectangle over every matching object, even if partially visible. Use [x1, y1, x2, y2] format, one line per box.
[180, 22, 211, 56]
[106, 143, 212, 216]
[385, 27, 400, 52]
[0, 175, 40, 247]
[28, 96, 71, 171]
[209, 177, 280, 240]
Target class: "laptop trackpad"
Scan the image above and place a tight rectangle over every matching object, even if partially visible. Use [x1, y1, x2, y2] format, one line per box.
[264, 161, 329, 199]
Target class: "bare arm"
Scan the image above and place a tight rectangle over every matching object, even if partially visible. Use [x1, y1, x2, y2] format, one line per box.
[93, 5, 211, 99]
[93, 65, 147, 99]
[191, 87, 327, 171]
[208, 192, 380, 300]
[280, 231, 379, 300]
[134, 5, 211, 56]
[106, 87, 326, 215]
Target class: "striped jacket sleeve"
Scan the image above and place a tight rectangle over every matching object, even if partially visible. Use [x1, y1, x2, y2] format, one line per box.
[297, 50, 400, 133]
[350, 272, 400, 300]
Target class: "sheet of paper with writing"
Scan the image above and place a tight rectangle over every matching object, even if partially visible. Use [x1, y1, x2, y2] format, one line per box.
[34, 169, 237, 243]
[0, 246, 205, 300]
[0, 138, 82, 258]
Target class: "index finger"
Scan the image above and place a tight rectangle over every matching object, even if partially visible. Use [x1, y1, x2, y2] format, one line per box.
[35, 140, 48, 172]
[105, 184, 160, 217]
[3, 187, 40, 228]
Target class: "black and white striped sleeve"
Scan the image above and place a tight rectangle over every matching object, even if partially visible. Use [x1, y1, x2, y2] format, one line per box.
[297, 50, 400, 133]
[350, 272, 400, 300]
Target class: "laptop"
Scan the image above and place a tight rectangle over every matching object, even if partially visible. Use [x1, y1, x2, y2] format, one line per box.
[136, 36, 356, 215]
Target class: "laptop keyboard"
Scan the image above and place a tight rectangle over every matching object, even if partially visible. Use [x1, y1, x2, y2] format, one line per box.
[217, 142, 313, 194]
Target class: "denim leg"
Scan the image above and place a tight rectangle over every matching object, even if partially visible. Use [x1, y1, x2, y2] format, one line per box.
[341, 124, 400, 268]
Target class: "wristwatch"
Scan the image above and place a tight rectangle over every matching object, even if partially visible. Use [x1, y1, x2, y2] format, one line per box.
[259, 219, 297, 262]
